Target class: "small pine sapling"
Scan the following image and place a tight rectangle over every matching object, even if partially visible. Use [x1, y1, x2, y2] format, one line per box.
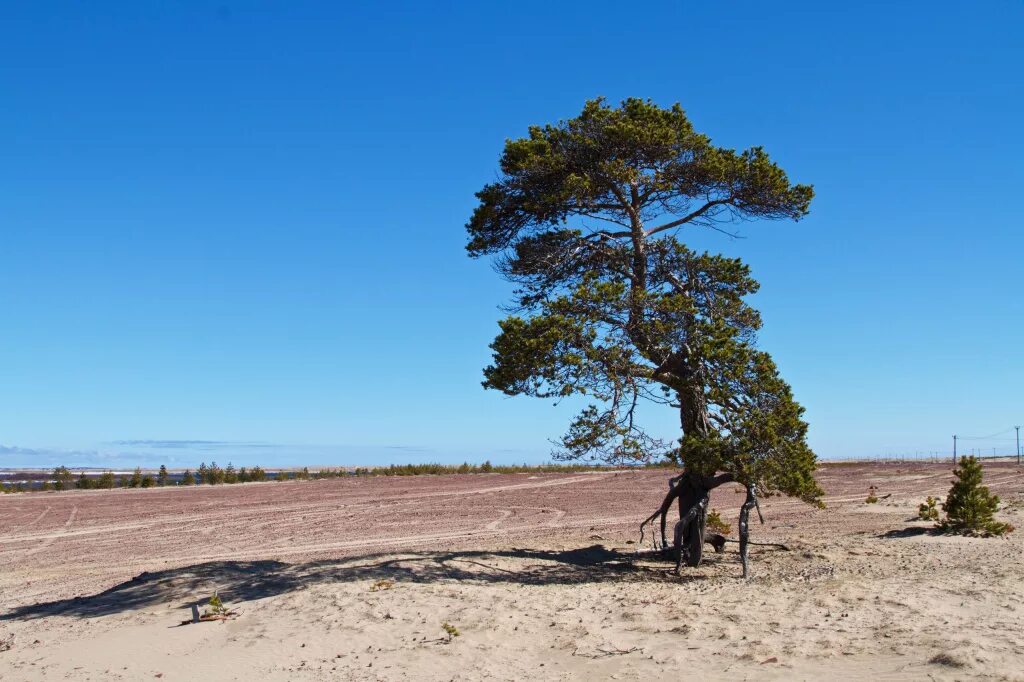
[939, 456, 1014, 536]
[441, 622, 460, 641]
[706, 509, 731, 535]
[918, 496, 940, 522]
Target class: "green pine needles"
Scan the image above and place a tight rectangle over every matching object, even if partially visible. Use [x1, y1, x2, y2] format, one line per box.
[938, 457, 1013, 536]
[466, 97, 822, 504]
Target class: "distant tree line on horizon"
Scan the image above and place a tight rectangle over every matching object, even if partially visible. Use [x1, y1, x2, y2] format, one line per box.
[0, 460, 647, 494]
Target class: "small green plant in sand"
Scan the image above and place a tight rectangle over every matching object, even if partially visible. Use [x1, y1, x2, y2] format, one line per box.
[205, 593, 227, 617]
[441, 622, 460, 642]
[918, 496, 941, 522]
[706, 509, 731, 535]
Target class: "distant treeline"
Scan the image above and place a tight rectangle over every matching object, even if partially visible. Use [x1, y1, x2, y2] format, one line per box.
[0, 460, 671, 494]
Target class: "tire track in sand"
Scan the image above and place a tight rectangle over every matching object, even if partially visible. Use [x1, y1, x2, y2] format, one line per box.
[20, 505, 77, 558]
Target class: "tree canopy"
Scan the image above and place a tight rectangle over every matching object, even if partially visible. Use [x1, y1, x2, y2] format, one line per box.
[467, 98, 820, 503]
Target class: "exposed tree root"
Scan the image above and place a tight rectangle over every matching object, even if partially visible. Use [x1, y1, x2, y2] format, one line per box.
[639, 472, 773, 577]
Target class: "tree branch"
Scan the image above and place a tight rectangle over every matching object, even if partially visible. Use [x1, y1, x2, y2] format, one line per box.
[644, 199, 730, 237]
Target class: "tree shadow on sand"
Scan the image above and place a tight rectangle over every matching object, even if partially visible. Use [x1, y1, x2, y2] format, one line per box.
[878, 526, 933, 539]
[3, 544, 732, 621]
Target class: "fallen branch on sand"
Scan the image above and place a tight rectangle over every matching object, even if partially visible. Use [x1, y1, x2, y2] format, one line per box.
[178, 611, 239, 626]
[572, 645, 642, 658]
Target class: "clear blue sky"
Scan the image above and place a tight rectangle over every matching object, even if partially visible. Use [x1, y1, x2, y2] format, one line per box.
[2, 1, 1022, 468]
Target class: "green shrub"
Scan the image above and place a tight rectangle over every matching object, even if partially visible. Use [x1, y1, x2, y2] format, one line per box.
[249, 466, 266, 482]
[205, 593, 227, 617]
[918, 496, 940, 521]
[939, 456, 1014, 536]
[77, 472, 92, 490]
[441, 622, 460, 641]
[140, 474, 155, 488]
[97, 471, 115, 489]
[129, 467, 143, 488]
[706, 509, 731, 535]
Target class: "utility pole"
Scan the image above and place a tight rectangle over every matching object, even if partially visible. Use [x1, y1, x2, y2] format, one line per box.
[953, 435, 957, 465]
[1016, 426, 1020, 465]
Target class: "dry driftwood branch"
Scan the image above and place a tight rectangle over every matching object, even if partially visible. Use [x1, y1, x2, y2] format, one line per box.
[572, 645, 643, 658]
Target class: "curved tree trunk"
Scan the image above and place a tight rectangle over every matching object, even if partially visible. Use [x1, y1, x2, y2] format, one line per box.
[672, 471, 734, 572]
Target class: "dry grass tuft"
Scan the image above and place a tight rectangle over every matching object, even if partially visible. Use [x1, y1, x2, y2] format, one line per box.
[929, 652, 966, 668]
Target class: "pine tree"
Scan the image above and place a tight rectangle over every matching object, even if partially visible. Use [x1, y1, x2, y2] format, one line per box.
[224, 462, 237, 484]
[237, 467, 249, 483]
[157, 465, 169, 486]
[129, 467, 143, 488]
[97, 471, 116, 489]
[182, 469, 196, 486]
[250, 466, 266, 482]
[197, 462, 208, 485]
[140, 474, 155, 488]
[939, 456, 1013, 536]
[77, 472, 92, 489]
[52, 466, 73, 491]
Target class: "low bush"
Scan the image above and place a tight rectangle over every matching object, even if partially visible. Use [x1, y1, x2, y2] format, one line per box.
[918, 496, 940, 521]
[706, 509, 731, 535]
[441, 622, 460, 641]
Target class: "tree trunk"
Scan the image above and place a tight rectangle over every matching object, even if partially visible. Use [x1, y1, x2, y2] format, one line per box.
[671, 471, 735, 572]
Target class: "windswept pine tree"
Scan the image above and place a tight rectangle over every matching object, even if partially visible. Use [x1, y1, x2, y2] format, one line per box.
[466, 98, 822, 575]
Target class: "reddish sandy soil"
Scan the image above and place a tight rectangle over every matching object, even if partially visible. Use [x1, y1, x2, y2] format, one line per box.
[1, 462, 1023, 681]
[2, 462, 1021, 609]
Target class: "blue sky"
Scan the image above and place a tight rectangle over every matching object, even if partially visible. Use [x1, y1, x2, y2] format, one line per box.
[2, 1, 1022, 468]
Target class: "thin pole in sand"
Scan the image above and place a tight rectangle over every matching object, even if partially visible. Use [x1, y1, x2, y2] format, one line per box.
[1015, 426, 1020, 465]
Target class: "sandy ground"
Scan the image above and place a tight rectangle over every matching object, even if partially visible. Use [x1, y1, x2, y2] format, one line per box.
[1, 462, 1023, 680]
